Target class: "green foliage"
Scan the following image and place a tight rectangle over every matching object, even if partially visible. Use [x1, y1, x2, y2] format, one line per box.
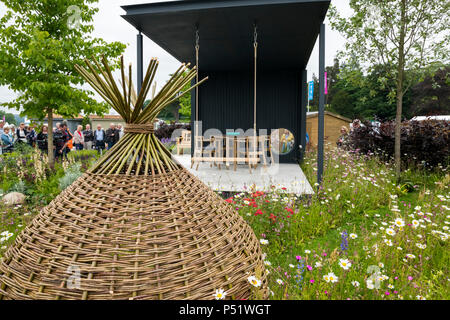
[178, 79, 192, 119]
[411, 66, 450, 116]
[329, 0, 449, 177]
[0, 0, 126, 164]
[59, 162, 82, 190]
[81, 115, 92, 128]
[0, 0, 126, 119]
[227, 149, 449, 300]
[328, 0, 449, 95]
[9, 180, 27, 194]
[0, 111, 16, 125]
[329, 63, 413, 120]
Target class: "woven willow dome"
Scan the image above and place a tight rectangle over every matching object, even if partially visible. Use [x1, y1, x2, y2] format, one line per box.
[0, 56, 267, 300]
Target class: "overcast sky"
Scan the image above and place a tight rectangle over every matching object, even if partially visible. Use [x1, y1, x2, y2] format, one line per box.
[0, 0, 351, 114]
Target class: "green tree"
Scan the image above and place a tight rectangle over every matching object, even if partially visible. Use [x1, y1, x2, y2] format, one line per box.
[178, 71, 192, 119]
[0, 0, 126, 166]
[329, 0, 449, 179]
[410, 66, 450, 116]
[81, 115, 92, 128]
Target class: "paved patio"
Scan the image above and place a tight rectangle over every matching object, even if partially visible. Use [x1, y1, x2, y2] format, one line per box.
[173, 155, 314, 195]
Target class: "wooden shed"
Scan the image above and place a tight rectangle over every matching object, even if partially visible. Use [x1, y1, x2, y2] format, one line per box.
[306, 111, 351, 149]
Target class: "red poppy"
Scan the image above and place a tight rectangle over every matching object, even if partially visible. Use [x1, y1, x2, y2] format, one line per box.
[252, 191, 265, 198]
[255, 209, 263, 216]
[285, 207, 294, 214]
[225, 198, 234, 203]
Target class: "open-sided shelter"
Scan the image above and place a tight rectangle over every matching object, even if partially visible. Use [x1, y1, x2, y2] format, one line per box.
[122, 0, 330, 179]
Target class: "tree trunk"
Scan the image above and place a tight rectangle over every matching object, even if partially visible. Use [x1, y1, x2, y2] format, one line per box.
[47, 109, 54, 168]
[395, 0, 407, 181]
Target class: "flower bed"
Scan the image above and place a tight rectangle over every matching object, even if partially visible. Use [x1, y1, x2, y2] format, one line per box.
[0, 147, 448, 300]
[227, 149, 449, 300]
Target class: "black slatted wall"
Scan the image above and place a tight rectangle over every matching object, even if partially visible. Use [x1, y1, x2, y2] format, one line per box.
[192, 69, 305, 163]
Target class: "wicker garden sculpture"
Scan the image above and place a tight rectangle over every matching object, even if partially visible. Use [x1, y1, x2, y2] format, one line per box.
[0, 56, 267, 300]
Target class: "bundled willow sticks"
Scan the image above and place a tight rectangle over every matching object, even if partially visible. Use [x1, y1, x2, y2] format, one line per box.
[75, 56, 207, 175]
[0, 56, 267, 300]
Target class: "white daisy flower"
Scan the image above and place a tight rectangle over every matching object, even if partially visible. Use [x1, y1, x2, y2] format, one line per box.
[366, 279, 375, 289]
[394, 218, 405, 228]
[386, 228, 396, 236]
[214, 289, 227, 300]
[328, 272, 338, 283]
[247, 275, 262, 287]
[351, 280, 360, 287]
[260, 239, 269, 245]
[339, 259, 351, 270]
[349, 233, 358, 239]
[276, 279, 284, 285]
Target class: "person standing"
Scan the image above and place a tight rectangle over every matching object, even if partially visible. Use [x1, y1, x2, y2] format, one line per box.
[64, 123, 73, 156]
[9, 125, 15, 142]
[73, 125, 85, 151]
[36, 125, 48, 154]
[105, 123, 118, 150]
[337, 126, 349, 148]
[117, 124, 124, 140]
[26, 125, 37, 147]
[83, 124, 94, 150]
[1, 127, 14, 153]
[53, 123, 70, 162]
[94, 124, 106, 155]
[16, 123, 27, 144]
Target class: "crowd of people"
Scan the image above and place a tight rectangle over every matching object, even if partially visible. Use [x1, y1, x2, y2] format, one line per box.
[0, 120, 125, 160]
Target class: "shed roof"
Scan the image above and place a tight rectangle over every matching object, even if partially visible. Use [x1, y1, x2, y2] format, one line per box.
[307, 111, 351, 123]
[121, 0, 330, 71]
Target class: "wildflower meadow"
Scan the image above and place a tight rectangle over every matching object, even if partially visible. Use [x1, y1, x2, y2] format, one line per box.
[227, 149, 449, 300]
[1, 147, 448, 300]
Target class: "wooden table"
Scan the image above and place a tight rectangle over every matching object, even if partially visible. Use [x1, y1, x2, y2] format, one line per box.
[191, 134, 273, 173]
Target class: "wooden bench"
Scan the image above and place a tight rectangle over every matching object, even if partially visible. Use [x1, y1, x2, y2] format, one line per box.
[191, 135, 273, 173]
[176, 130, 191, 155]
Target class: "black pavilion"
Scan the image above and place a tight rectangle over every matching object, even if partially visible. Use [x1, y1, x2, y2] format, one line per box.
[121, 0, 329, 181]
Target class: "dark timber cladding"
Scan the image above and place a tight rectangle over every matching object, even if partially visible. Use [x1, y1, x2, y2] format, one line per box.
[122, 0, 330, 164]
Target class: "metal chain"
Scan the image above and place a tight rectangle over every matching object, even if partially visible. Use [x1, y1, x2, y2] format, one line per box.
[195, 29, 200, 51]
[253, 24, 258, 48]
[195, 29, 200, 127]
